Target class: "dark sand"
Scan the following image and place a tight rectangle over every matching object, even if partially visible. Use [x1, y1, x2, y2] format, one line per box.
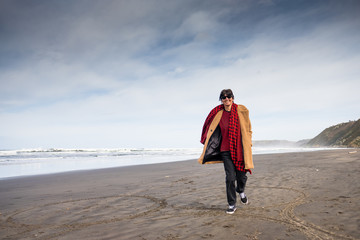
[0, 149, 359, 240]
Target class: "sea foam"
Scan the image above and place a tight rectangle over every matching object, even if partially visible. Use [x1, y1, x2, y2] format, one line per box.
[0, 147, 336, 179]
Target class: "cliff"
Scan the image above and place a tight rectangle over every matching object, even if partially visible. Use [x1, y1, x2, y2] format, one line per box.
[306, 119, 360, 147]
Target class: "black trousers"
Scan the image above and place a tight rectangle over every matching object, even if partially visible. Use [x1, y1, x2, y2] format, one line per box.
[221, 151, 247, 206]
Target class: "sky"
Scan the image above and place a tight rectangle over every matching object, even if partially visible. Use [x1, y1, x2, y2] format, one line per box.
[0, 0, 359, 149]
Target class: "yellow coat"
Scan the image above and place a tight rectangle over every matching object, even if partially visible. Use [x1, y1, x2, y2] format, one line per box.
[198, 104, 254, 170]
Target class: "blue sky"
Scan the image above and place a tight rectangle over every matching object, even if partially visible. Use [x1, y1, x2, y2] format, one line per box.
[1, 0, 359, 149]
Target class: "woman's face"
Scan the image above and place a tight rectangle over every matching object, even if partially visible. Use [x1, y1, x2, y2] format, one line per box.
[221, 95, 233, 106]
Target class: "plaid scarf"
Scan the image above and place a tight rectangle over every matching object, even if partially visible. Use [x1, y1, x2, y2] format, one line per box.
[201, 103, 245, 172]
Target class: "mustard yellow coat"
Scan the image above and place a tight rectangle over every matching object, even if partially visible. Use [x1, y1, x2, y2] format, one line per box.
[198, 104, 254, 170]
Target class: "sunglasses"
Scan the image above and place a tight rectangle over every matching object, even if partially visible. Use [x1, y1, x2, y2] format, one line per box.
[221, 95, 232, 100]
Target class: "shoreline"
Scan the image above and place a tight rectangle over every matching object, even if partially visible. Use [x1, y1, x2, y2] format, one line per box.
[1, 149, 359, 239]
[0, 158, 198, 181]
[0, 147, 350, 181]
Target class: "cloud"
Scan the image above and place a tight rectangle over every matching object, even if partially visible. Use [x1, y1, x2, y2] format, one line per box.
[0, 0, 359, 148]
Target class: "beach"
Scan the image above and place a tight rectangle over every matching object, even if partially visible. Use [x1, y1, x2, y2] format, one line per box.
[0, 149, 359, 240]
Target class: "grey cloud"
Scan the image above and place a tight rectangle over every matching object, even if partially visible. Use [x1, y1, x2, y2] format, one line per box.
[1, 0, 359, 148]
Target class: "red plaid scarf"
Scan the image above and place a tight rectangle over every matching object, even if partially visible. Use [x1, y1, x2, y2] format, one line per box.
[201, 103, 245, 172]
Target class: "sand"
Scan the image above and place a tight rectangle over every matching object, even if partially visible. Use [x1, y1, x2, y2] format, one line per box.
[0, 149, 359, 240]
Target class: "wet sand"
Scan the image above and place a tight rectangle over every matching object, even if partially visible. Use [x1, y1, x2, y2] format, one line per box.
[0, 149, 359, 240]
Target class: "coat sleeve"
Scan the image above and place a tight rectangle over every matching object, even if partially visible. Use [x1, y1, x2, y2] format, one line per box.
[201, 105, 222, 144]
[200, 119, 210, 144]
[248, 111, 253, 146]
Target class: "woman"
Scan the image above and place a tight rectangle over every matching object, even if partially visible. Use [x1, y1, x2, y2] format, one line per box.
[198, 89, 253, 214]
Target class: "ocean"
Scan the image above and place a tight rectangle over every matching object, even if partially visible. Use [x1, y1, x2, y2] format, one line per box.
[0, 147, 335, 179]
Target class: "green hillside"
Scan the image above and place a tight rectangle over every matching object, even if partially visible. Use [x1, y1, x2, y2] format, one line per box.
[307, 119, 360, 147]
